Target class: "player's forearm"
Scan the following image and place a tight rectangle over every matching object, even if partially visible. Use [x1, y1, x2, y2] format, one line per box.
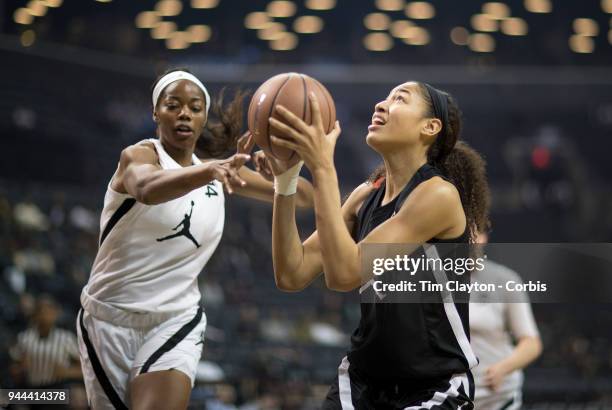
[312, 166, 360, 291]
[295, 177, 314, 208]
[130, 164, 215, 205]
[272, 195, 308, 291]
[498, 336, 542, 374]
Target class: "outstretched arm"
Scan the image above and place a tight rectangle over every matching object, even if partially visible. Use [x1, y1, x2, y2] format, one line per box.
[226, 132, 314, 208]
[112, 142, 250, 205]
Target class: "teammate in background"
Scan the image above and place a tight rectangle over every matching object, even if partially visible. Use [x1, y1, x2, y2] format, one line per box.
[77, 69, 312, 410]
[265, 82, 490, 409]
[470, 231, 542, 410]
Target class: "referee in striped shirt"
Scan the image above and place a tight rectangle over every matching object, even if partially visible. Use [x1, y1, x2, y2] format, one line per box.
[10, 294, 82, 390]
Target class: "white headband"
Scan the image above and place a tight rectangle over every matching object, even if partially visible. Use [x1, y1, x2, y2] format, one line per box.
[152, 71, 211, 115]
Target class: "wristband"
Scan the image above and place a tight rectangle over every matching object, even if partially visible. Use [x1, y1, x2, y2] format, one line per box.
[274, 160, 304, 196]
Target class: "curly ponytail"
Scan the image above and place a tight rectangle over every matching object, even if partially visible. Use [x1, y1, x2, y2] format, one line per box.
[420, 84, 490, 241]
[199, 86, 249, 158]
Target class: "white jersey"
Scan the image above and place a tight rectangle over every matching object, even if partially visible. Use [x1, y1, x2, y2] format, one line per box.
[470, 260, 539, 399]
[81, 138, 224, 327]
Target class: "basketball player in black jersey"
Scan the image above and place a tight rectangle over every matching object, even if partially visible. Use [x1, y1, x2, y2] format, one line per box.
[265, 82, 490, 409]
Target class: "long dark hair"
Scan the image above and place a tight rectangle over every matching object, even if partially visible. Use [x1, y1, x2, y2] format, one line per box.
[368, 83, 490, 242]
[151, 68, 248, 158]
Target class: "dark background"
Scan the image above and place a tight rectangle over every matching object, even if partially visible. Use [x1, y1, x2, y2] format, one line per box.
[1, 0, 612, 408]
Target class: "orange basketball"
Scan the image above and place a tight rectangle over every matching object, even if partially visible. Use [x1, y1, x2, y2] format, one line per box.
[248, 72, 336, 162]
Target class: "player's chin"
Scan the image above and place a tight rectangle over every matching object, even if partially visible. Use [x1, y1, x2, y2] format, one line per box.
[366, 130, 385, 150]
[171, 130, 198, 146]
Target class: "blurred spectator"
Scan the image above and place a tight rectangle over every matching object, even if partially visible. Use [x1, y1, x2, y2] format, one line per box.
[9, 295, 82, 388]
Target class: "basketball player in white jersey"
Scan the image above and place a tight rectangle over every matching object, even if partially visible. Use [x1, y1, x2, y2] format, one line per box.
[470, 232, 542, 410]
[77, 69, 312, 410]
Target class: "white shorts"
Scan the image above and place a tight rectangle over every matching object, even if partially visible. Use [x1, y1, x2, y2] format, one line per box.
[76, 305, 206, 410]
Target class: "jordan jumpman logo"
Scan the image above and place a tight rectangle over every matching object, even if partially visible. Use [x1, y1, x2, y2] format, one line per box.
[156, 201, 201, 248]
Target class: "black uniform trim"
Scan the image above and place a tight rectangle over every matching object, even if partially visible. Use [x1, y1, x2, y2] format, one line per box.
[78, 309, 128, 410]
[140, 307, 203, 374]
[498, 396, 515, 410]
[99, 198, 136, 246]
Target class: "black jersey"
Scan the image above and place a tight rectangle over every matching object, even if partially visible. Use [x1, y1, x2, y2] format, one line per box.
[347, 163, 478, 382]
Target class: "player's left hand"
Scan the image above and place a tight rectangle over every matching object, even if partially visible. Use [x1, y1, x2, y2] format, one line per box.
[268, 92, 341, 173]
[484, 362, 508, 391]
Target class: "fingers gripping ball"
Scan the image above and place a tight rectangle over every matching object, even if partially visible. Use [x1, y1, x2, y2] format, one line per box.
[248, 72, 336, 162]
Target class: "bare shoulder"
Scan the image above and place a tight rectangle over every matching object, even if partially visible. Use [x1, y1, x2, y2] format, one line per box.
[119, 141, 159, 167]
[400, 176, 462, 216]
[112, 142, 160, 193]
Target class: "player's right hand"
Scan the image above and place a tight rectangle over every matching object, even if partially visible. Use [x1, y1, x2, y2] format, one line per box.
[206, 153, 250, 194]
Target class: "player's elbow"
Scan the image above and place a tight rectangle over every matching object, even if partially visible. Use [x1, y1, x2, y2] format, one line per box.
[133, 177, 166, 205]
[324, 273, 359, 292]
[531, 336, 543, 358]
[134, 185, 157, 205]
[273, 270, 306, 292]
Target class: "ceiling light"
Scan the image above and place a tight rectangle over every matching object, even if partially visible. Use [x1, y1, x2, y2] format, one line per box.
[293, 16, 324, 33]
[245, 12, 270, 29]
[569, 34, 594, 53]
[41, 0, 63, 7]
[191, 0, 219, 8]
[27, 0, 48, 17]
[151, 21, 177, 39]
[166, 31, 189, 49]
[450, 26, 470, 45]
[187, 25, 211, 42]
[14, 8, 34, 25]
[482, 2, 511, 19]
[364, 32, 393, 51]
[573, 18, 599, 36]
[468, 33, 496, 52]
[20, 30, 36, 47]
[501, 17, 528, 35]
[390, 20, 415, 38]
[267, 1, 297, 18]
[524, 0, 552, 13]
[135, 11, 160, 29]
[155, 0, 182, 17]
[364, 13, 391, 31]
[257, 22, 286, 40]
[401, 27, 430, 45]
[305, 0, 336, 10]
[375, 0, 404, 11]
[270, 32, 298, 50]
[405, 2, 435, 19]
[471, 14, 498, 32]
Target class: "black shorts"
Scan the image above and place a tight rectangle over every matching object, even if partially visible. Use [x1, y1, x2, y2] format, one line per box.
[322, 357, 474, 410]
